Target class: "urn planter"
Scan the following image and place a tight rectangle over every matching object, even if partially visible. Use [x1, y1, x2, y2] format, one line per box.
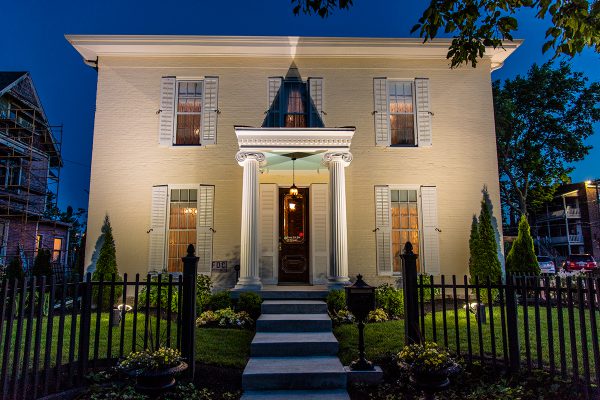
[124, 361, 188, 394]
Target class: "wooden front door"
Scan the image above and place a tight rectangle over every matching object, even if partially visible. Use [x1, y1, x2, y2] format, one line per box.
[278, 187, 310, 284]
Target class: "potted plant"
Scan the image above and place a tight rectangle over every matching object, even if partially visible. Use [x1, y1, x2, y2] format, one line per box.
[398, 342, 458, 394]
[118, 347, 187, 393]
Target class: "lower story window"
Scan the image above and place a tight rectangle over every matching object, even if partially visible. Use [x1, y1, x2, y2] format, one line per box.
[167, 188, 197, 272]
[52, 237, 63, 263]
[391, 189, 420, 273]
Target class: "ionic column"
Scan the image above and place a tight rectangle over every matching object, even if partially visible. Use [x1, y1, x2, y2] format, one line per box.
[234, 151, 265, 291]
[323, 152, 353, 288]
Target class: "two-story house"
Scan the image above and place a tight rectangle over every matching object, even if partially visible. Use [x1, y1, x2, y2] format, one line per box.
[68, 35, 519, 289]
[0, 72, 69, 274]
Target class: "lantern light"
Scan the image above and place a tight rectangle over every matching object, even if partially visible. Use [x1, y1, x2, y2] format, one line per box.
[289, 157, 299, 197]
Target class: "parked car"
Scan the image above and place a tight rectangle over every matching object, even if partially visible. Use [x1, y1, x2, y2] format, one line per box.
[561, 254, 598, 272]
[537, 256, 556, 274]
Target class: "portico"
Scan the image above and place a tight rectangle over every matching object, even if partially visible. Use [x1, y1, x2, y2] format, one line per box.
[233, 127, 355, 291]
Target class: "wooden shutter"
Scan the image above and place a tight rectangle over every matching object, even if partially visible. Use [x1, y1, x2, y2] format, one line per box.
[259, 184, 278, 284]
[311, 183, 329, 284]
[308, 77, 324, 127]
[375, 185, 392, 275]
[201, 77, 219, 145]
[267, 77, 283, 126]
[421, 186, 440, 275]
[373, 78, 390, 146]
[197, 185, 215, 275]
[148, 185, 168, 272]
[415, 78, 432, 147]
[159, 77, 176, 145]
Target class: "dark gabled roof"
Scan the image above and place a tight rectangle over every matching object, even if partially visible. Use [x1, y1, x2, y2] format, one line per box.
[0, 72, 27, 94]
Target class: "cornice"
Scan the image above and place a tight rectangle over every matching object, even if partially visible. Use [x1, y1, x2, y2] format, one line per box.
[235, 126, 355, 152]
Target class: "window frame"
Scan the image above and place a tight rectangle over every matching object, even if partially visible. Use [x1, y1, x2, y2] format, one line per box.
[52, 237, 63, 263]
[173, 79, 204, 146]
[165, 184, 199, 274]
[386, 79, 418, 147]
[388, 185, 424, 276]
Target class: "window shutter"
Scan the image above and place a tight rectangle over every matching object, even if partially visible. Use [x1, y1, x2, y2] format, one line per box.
[415, 78, 432, 147]
[197, 185, 215, 275]
[375, 185, 392, 275]
[421, 186, 440, 275]
[201, 77, 219, 145]
[308, 77, 324, 127]
[148, 185, 168, 272]
[259, 184, 278, 284]
[311, 183, 329, 284]
[267, 77, 283, 126]
[373, 78, 390, 146]
[159, 77, 176, 146]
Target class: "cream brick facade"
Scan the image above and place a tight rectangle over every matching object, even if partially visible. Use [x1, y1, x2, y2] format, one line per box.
[69, 36, 518, 287]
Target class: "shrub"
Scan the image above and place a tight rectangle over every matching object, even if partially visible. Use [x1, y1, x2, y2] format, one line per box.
[137, 276, 179, 312]
[196, 274, 213, 313]
[375, 284, 404, 318]
[326, 289, 346, 313]
[92, 215, 122, 310]
[118, 347, 183, 372]
[417, 274, 441, 301]
[237, 292, 262, 320]
[196, 307, 253, 329]
[32, 249, 53, 277]
[368, 308, 389, 322]
[5, 256, 24, 281]
[330, 309, 355, 324]
[506, 215, 540, 275]
[470, 196, 502, 285]
[207, 291, 232, 311]
[398, 341, 454, 373]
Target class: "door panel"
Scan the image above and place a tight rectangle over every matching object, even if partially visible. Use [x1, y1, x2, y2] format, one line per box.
[278, 187, 310, 284]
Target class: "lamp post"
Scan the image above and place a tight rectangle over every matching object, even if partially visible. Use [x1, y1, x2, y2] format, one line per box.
[345, 274, 376, 371]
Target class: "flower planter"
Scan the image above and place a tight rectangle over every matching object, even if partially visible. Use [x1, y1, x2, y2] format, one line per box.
[125, 361, 188, 394]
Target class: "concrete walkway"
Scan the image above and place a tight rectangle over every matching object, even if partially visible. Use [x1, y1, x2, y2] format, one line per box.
[241, 299, 349, 400]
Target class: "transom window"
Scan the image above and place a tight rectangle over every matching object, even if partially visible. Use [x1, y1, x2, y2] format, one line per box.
[168, 188, 197, 272]
[388, 81, 415, 146]
[391, 189, 420, 273]
[175, 81, 202, 145]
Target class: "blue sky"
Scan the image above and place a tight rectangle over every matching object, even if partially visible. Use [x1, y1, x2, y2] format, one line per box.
[1, 0, 598, 212]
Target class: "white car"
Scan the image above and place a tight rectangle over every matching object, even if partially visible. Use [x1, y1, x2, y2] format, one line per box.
[537, 256, 556, 274]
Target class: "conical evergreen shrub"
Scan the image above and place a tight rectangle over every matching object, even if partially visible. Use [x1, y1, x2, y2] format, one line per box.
[5, 256, 24, 281]
[92, 215, 123, 310]
[506, 215, 540, 275]
[468, 215, 480, 273]
[32, 249, 53, 277]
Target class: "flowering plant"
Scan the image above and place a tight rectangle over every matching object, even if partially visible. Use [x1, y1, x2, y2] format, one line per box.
[398, 342, 454, 373]
[196, 307, 253, 329]
[367, 308, 389, 322]
[330, 309, 355, 324]
[118, 347, 183, 373]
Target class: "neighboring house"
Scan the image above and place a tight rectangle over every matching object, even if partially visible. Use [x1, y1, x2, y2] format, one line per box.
[68, 35, 519, 289]
[0, 72, 69, 274]
[534, 181, 600, 259]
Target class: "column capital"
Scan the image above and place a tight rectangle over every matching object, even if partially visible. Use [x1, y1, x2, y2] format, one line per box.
[322, 151, 353, 167]
[235, 151, 266, 166]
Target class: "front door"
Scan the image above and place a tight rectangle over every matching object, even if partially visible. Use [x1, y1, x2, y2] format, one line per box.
[278, 187, 310, 284]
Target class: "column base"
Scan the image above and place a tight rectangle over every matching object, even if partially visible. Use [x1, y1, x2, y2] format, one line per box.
[327, 277, 351, 290]
[232, 277, 263, 291]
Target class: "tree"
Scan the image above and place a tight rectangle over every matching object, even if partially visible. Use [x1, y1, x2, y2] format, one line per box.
[44, 193, 87, 267]
[92, 215, 122, 310]
[494, 62, 600, 216]
[5, 256, 25, 281]
[506, 215, 540, 275]
[471, 198, 503, 284]
[291, 0, 600, 68]
[468, 215, 480, 272]
[32, 249, 52, 277]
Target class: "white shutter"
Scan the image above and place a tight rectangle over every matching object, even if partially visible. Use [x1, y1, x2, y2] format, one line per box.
[415, 78, 432, 147]
[421, 186, 440, 275]
[308, 77, 324, 127]
[201, 77, 219, 145]
[259, 184, 278, 284]
[373, 78, 390, 146]
[148, 185, 168, 272]
[159, 77, 176, 145]
[197, 185, 215, 275]
[375, 185, 392, 275]
[311, 184, 329, 284]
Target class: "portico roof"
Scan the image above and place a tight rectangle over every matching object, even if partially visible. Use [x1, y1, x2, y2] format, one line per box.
[235, 126, 355, 153]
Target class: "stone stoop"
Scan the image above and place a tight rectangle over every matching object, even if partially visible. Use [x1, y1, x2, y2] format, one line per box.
[241, 300, 350, 400]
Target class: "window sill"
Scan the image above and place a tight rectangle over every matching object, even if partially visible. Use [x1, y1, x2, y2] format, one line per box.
[171, 144, 202, 147]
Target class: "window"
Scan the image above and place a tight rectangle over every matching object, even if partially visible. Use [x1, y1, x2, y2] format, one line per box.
[52, 237, 63, 262]
[284, 81, 308, 128]
[167, 188, 197, 272]
[0, 155, 22, 191]
[36, 234, 43, 254]
[391, 189, 420, 273]
[175, 81, 202, 145]
[388, 81, 415, 146]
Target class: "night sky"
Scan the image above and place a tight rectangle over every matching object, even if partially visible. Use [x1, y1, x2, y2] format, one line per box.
[1, 0, 598, 212]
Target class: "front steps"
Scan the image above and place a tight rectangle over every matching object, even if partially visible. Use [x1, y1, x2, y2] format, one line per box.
[241, 300, 349, 400]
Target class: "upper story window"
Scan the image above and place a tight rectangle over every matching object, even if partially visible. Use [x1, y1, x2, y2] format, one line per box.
[264, 76, 324, 128]
[284, 81, 308, 128]
[175, 81, 202, 145]
[388, 81, 415, 146]
[0, 155, 22, 191]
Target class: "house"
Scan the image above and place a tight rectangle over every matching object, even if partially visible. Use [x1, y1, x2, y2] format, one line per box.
[67, 35, 519, 289]
[533, 180, 600, 259]
[0, 72, 69, 275]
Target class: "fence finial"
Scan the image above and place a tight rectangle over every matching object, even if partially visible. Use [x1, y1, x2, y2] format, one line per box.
[186, 244, 195, 257]
[403, 241, 414, 255]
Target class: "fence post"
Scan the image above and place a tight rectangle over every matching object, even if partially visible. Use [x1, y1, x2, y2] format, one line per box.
[181, 244, 199, 380]
[505, 274, 520, 373]
[78, 273, 92, 383]
[400, 241, 421, 345]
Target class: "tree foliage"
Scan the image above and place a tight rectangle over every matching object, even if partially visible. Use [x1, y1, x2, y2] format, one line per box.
[470, 195, 502, 285]
[32, 249, 52, 277]
[506, 215, 540, 275]
[494, 61, 600, 216]
[92, 215, 122, 310]
[291, 0, 600, 67]
[469, 215, 480, 272]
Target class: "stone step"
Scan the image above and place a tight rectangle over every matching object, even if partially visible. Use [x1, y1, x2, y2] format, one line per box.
[251, 332, 338, 357]
[257, 290, 329, 301]
[242, 389, 350, 400]
[261, 300, 328, 314]
[242, 356, 347, 391]
[256, 314, 332, 332]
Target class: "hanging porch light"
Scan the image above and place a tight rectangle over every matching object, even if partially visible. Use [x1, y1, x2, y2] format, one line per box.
[289, 157, 299, 197]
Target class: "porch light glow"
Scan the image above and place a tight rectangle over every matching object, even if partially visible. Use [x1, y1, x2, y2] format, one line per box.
[289, 157, 299, 197]
[289, 202, 296, 211]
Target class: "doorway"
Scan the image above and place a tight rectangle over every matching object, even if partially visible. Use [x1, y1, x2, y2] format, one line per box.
[278, 187, 310, 284]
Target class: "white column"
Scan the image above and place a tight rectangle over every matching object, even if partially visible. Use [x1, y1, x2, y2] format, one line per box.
[234, 151, 265, 291]
[323, 152, 352, 288]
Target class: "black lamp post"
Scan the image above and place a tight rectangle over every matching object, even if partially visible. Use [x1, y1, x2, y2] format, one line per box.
[346, 274, 376, 371]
